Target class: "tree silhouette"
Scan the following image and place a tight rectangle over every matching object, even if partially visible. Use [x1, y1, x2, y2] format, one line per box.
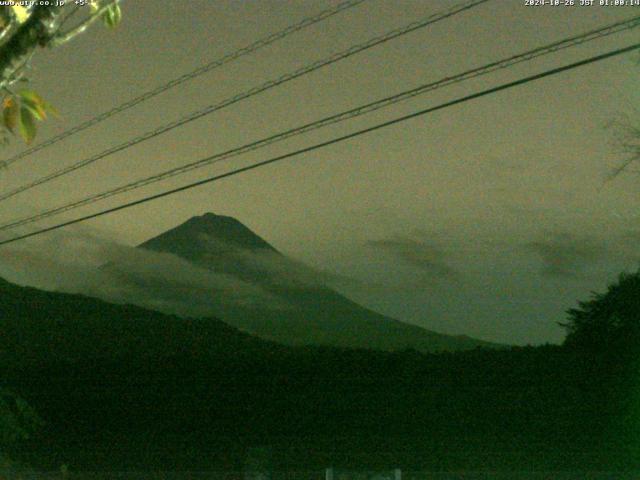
[561, 270, 640, 352]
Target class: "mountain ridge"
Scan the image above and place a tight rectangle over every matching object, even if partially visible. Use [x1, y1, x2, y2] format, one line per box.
[135, 212, 501, 352]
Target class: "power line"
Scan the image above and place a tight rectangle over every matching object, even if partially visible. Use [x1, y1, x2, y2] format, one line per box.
[0, 41, 637, 247]
[0, 0, 368, 169]
[0, 15, 638, 232]
[0, 0, 489, 202]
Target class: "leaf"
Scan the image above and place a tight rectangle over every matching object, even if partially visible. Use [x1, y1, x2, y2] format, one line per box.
[41, 100, 59, 118]
[11, 5, 29, 24]
[22, 102, 45, 121]
[18, 89, 44, 106]
[18, 90, 58, 119]
[2, 97, 19, 134]
[102, 3, 121, 28]
[19, 90, 47, 120]
[18, 106, 37, 144]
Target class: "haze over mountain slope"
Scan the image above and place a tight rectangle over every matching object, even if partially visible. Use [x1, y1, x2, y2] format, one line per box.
[0, 276, 267, 369]
[132, 213, 498, 352]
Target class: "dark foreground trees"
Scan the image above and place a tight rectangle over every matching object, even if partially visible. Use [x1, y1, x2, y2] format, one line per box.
[562, 269, 640, 353]
[1, 272, 638, 472]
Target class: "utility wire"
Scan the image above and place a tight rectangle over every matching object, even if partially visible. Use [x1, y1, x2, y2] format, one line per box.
[0, 42, 637, 247]
[0, 15, 637, 232]
[0, 0, 489, 201]
[0, 0, 368, 169]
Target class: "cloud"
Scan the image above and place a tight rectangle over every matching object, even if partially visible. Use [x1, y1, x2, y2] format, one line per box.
[615, 230, 640, 267]
[366, 234, 458, 280]
[0, 220, 390, 320]
[197, 234, 325, 286]
[0, 227, 289, 319]
[524, 233, 607, 278]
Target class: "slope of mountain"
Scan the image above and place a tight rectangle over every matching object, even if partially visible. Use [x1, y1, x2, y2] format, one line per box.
[135, 213, 498, 352]
[0, 275, 268, 370]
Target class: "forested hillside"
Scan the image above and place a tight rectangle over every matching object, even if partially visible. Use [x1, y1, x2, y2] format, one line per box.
[0, 276, 637, 473]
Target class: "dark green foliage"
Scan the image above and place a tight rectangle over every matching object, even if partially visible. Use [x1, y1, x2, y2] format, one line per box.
[0, 2, 123, 145]
[0, 389, 42, 447]
[0, 276, 635, 473]
[561, 270, 640, 467]
[562, 269, 640, 352]
[101, 2, 122, 28]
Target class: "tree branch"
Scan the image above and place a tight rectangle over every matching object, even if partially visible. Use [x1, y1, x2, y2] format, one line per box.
[0, 10, 19, 48]
[51, 0, 121, 47]
[0, 5, 63, 89]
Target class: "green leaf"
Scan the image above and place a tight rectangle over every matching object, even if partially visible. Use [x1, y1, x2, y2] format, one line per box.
[18, 89, 44, 106]
[11, 5, 29, 23]
[102, 3, 122, 28]
[18, 106, 37, 144]
[2, 97, 19, 134]
[41, 100, 59, 118]
[18, 90, 58, 120]
[22, 102, 45, 121]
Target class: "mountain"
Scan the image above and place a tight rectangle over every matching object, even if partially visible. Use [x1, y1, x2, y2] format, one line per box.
[139, 213, 278, 259]
[133, 213, 498, 352]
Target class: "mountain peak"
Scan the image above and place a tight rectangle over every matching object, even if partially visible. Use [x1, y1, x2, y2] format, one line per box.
[185, 212, 247, 230]
[195, 212, 232, 221]
[138, 213, 277, 261]
[179, 213, 228, 228]
[134, 214, 500, 353]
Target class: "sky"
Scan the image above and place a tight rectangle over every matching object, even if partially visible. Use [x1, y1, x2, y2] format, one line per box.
[0, 0, 639, 345]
